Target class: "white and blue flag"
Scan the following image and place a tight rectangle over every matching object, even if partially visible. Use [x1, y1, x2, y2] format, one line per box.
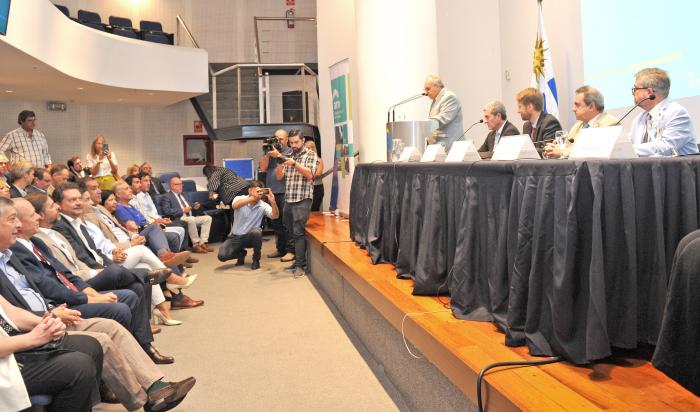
[531, 1, 559, 119]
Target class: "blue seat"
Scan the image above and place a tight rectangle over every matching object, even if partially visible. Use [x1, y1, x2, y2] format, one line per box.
[29, 394, 52, 411]
[78, 9, 106, 31]
[140, 20, 173, 45]
[157, 172, 180, 192]
[109, 16, 133, 29]
[112, 27, 138, 39]
[54, 4, 69, 18]
[143, 32, 170, 44]
[140, 20, 164, 33]
[182, 180, 197, 192]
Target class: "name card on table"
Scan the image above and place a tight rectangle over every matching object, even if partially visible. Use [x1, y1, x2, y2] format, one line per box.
[420, 144, 447, 162]
[397, 146, 422, 162]
[445, 141, 482, 162]
[568, 126, 637, 159]
[492, 134, 541, 160]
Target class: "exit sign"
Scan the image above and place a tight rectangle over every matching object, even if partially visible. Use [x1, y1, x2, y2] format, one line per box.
[286, 0, 295, 5]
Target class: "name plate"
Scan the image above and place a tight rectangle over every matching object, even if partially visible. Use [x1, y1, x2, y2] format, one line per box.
[492, 134, 541, 160]
[568, 126, 637, 159]
[420, 144, 447, 162]
[398, 146, 422, 162]
[445, 141, 481, 162]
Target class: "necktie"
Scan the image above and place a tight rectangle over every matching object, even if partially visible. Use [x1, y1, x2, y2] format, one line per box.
[33, 246, 78, 292]
[151, 180, 160, 195]
[177, 193, 191, 216]
[582, 122, 590, 129]
[531, 126, 537, 142]
[78, 224, 104, 265]
[642, 112, 653, 143]
[494, 132, 501, 147]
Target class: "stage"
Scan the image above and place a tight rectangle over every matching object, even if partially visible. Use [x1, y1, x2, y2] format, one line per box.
[306, 213, 700, 411]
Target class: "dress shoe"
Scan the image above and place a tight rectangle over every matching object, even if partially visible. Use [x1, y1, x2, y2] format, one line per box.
[235, 250, 247, 266]
[204, 244, 215, 252]
[186, 256, 199, 263]
[183, 262, 193, 269]
[146, 345, 174, 364]
[145, 377, 196, 412]
[160, 251, 190, 267]
[151, 325, 162, 334]
[267, 250, 286, 258]
[166, 274, 197, 292]
[191, 244, 208, 254]
[251, 260, 260, 270]
[170, 294, 204, 310]
[280, 253, 295, 262]
[152, 308, 182, 326]
[147, 268, 172, 285]
[100, 383, 120, 404]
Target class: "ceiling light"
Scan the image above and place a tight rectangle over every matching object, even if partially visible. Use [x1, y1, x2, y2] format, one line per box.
[5, 90, 13, 93]
[77, 87, 84, 90]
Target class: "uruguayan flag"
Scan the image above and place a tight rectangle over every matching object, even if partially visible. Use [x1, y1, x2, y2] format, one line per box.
[531, 1, 559, 119]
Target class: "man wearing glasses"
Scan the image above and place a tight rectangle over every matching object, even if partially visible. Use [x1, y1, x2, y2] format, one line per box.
[628, 67, 698, 156]
[0, 110, 53, 169]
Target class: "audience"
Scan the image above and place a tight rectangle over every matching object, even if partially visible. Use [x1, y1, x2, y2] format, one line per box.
[67, 155, 91, 182]
[86, 134, 119, 190]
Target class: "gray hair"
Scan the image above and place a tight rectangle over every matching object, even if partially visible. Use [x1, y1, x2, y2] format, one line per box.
[9, 160, 34, 181]
[425, 75, 444, 88]
[483, 100, 508, 121]
[575, 85, 605, 112]
[0, 196, 12, 216]
[636, 67, 670, 98]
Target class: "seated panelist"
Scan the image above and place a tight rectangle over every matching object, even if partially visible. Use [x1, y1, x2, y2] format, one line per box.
[478, 100, 520, 159]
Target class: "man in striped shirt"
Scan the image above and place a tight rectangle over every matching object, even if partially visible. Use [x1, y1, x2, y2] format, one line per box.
[271, 130, 317, 277]
[0, 110, 52, 169]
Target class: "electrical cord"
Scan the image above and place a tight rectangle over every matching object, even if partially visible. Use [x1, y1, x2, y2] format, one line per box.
[476, 356, 563, 412]
[400, 309, 452, 359]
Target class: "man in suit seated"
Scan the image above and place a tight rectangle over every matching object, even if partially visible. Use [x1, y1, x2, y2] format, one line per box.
[27, 167, 51, 194]
[218, 181, 279, 270]
[47, 164, 70, 196]
[8, 160, 34, 198]
[516, 87, 562, 153]
[140, 162, 167, 199]
[160, 176, 213, 254]
[543, 85, 619, 159]
[478, 100, 520, 158]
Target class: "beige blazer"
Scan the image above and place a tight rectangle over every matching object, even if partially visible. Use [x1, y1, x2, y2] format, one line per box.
[34, 229, 94, 281]
[564, 112, 620, 157]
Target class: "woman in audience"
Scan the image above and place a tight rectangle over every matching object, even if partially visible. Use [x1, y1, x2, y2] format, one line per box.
[67, 155, 90, 182]
[0, 154, 10, 198]
[85, 134, 119, 190]
[123, 164, 141, 180]
[304, 140, 325, 211]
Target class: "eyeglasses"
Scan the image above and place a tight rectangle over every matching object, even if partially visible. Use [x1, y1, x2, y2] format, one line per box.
[631, 86, 649, 94]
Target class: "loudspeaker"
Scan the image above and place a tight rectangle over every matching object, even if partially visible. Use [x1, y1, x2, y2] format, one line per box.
[282, 90, 309, 123]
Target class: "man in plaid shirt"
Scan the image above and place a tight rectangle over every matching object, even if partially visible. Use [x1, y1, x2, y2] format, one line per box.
[0, 110, 52, 169]
[271, 130, 317, 277]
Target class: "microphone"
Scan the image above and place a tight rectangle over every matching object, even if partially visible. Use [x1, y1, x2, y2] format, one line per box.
[455, 119, 484, 141]
[387, 93, 427, 123]
[613, 94, 656, 126]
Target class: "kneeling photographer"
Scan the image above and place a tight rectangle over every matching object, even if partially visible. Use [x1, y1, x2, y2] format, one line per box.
[259, 129, 294, 262]
[217, 181, 279, 270]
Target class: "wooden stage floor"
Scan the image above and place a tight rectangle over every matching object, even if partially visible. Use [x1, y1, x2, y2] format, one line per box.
[306, 213, 700, 411]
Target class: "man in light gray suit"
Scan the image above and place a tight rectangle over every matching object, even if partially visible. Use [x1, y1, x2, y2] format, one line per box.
[425, 75, 463, 151]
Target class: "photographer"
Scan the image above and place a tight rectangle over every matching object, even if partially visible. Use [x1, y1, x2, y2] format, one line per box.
[217, 181, 279, 270]
[270, 130, 318, 278]
[259, 129, 294, 261]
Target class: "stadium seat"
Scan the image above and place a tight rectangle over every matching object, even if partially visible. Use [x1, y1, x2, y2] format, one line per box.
[182, 179, 197, 192]
[143, 32, 170, 44]
[77, 9, 107, 32]
[140, 20, 174, 44]
[112, 27, 138, 39]
[109, 16, 134, 29]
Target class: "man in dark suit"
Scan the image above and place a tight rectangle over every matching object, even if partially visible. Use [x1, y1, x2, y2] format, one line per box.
[516, 87, 562, 146]
[140, 162, 166, 199]
[159, 176, 213, 254]
[478, 100, 521, 158]
[8, 160, 34, 198]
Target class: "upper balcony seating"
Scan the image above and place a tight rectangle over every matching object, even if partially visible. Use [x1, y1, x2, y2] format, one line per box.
[77, 9, 107, 32]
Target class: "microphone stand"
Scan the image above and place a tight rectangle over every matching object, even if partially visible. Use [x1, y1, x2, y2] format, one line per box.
[455, 119, 484, 142]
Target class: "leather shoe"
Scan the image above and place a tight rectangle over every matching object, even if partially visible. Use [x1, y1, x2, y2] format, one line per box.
[192, 244, 208, 254]
[186, 257, 199, 263]
[235, 250, 247, 266]
[146, 345, 174, 364]
[147, 268, 172, 285]
[160, 251, 190, 267]
[145, 377, 196, 412]
[280, 253, 295, 262]
[267, 250, 286, 258]
[151, 325, 161, 334]
[100, 383, 120, 404]
[170, 294, 204, 310]
[251, 260, 260, 270]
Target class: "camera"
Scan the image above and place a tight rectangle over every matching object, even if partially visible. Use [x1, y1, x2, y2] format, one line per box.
[262, 136, 282, 154]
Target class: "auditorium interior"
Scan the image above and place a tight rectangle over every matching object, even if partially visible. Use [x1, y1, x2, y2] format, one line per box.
[1, 0, 700, 411]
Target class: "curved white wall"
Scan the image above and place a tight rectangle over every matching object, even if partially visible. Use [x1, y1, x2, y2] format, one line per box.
[1, 0, 208, 93]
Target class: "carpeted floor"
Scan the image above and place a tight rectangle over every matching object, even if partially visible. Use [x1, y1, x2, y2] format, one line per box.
[96, 237, 404, 411]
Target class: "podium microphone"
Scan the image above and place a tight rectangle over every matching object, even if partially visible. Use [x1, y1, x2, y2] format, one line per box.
[614, 94, 656, 126]
[456, 119, 484, 141]
[387, 93, 427, 123]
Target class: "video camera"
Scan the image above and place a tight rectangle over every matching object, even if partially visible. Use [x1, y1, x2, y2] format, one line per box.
[262, 136, 289, 164]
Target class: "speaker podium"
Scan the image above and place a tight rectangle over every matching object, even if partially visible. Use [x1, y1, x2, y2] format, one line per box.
[386, 120, 438, 162]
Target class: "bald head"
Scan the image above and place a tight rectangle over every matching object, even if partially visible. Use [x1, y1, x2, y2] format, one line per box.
[274, 128, 289, 147]
[13, 197, 40, 239]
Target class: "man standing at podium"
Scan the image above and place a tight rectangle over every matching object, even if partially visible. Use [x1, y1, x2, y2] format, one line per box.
[424, 75, 463, 151]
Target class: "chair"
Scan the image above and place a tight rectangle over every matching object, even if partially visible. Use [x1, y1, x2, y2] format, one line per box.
[112, 27, 138, 39]
[77, 9, 107, 32]
[140, 20, 164, 33]
[157, 172, 180, 192]
[182, 180, 197, 192]
[29, 394, 52, 411]
[109, 16, 138, 39]
[140, 20, 173, 45]
[143, 32, 170, 44]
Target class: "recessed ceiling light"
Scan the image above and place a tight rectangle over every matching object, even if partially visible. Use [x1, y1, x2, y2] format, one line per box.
[77, 87, 84, 90]
[147, 92, 154, 96]
[5, 90, 13, 93]
[117, 98, 124, 102]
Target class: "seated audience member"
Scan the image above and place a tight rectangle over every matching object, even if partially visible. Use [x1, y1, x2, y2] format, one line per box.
[47, 164, 70, 196]
[0, 152, 9, 184]
[544, 85, 619, 159]
[140, 162, 166, 197]
[160, 176, 213, 254]
[0, 293, 102, 412]
[86, 134, 119, 190]
[127, 174, 188, 252]
[124, 164, 141, 181]
[0, 199, 195, 410]
[218, 181, 279, 270]
[8, 160, 34, 198]
[304, 140, 325, 212]
[628, 67, 699, 156]
[516, 87, 562, 146]
[27, 167, 52, 194]
[67, 155, 91, 182]
[10, 196, 174, 364]
[478, 100, 520, 158]
[0, 184, 9, 199]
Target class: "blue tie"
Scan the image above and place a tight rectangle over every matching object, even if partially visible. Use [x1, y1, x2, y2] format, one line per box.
[494, 132, 501, 146]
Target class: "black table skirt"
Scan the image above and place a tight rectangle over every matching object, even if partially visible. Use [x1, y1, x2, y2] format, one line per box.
[349, 158, 700, 364]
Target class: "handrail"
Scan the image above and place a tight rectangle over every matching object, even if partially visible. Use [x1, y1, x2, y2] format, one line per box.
[175, 15, 214, 76]
[212, 63, 317, 78]
[253, 16, 317, 70]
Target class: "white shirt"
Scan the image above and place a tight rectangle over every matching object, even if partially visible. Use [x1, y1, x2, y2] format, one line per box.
[59, 214, 103, 265]
[0, 305, 31, 412]
[85, 152, 118, 177]
[131, 192, 161, 222]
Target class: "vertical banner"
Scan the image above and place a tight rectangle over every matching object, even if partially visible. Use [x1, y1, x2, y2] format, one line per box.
[329, 58, 354, 213]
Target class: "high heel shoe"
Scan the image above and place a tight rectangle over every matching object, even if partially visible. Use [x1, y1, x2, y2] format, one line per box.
[166, 274, 197, 292]
[152, 308, 182, 326]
